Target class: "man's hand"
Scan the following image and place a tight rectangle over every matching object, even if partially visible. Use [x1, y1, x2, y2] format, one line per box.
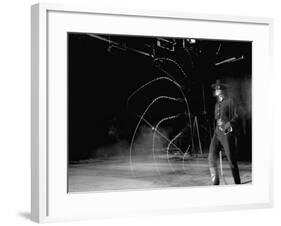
[224, 122, 233, 134]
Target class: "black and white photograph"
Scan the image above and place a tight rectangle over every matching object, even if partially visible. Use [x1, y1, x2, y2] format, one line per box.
[67, 32, 252, 192]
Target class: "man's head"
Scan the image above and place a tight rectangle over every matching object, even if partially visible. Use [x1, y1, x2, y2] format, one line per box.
[214, 88, 223, 97]
[211, 80, 228, 101]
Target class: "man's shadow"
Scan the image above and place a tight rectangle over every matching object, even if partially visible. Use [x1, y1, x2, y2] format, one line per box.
[241, 180, 252, 184]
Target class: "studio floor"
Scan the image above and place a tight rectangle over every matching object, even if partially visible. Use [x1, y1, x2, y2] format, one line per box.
[68, 156, 252, 192]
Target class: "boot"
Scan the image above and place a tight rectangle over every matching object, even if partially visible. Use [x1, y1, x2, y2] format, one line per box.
[209, 167, 219, 185]
[230, 164, 241, 184]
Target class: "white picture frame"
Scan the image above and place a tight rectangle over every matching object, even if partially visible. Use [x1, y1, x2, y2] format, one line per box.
[31, 3, 274, 223]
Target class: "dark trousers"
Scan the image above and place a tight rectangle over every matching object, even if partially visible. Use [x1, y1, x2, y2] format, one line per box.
[208, 127, 241, 184]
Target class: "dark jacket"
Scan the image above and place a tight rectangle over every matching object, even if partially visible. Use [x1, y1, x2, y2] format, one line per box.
[214, 97, 239, 134]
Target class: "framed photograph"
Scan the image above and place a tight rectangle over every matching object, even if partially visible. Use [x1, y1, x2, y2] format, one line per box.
[31, 3, 274, 223]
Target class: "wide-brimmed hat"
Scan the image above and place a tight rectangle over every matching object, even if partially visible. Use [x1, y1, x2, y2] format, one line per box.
[211, 80, 229, 90]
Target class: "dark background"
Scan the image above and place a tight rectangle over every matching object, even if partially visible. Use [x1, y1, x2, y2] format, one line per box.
[68, 33, 252, 161]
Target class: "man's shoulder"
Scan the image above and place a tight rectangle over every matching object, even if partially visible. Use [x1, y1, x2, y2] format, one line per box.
[222, 97, 236, 107]
[224, 96, 234, 103]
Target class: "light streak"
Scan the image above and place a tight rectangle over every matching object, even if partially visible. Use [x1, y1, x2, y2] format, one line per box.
[136, 115, 182, 151]
[166, 129, 185, 173]
[154, 57, 188, 78]
[129, 96, 183, 176]
[182, 145, 191, 170]
[156, 66, 194, 153]
[152, 114, 183, 176]
[128, 57, 195, 177]
[88, 34, 151, 57]
[216, 43, 221, 55]
[126, 76, 182, 108]
[215, 55, 244, 66]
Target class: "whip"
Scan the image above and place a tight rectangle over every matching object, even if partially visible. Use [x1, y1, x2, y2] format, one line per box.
[219, 150, 228, 185]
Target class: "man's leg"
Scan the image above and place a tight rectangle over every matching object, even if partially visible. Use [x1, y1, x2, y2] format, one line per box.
[220, 134, 241, 184]
[208, 135, 220, 185]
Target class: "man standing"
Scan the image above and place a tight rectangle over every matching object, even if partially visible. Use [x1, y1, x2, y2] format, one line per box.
[208, 80, 241, 185]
